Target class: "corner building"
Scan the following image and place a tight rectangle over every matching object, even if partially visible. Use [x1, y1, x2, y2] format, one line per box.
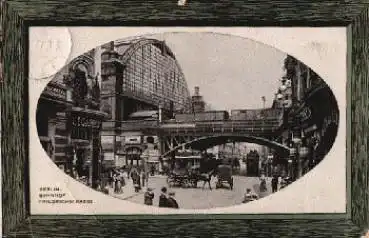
[36, 48, 109, 189]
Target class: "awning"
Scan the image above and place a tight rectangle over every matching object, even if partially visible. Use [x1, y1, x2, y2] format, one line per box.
[69, 107, 110, 120]
[175, 156, 202, 159]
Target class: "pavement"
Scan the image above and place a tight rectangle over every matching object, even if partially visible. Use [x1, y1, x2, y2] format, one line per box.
[108, 175, 273, 209]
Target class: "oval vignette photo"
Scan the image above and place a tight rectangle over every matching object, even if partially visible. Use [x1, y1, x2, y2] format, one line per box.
[35, 32, 339, 210]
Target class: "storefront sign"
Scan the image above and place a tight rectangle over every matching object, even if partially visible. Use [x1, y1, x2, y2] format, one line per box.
[125, 136, 141, 144]
[101, 136, 114, 144]
[103, 152, 115, 161]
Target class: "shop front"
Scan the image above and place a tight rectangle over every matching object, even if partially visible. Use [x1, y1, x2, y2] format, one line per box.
[124, 145, 144, 168]
[289, 83, 339, 177]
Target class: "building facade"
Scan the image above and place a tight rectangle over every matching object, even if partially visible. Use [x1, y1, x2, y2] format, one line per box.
[273, 55, 339, 180]
[36, 48, 109, 188]
[99, 38, 193, 169]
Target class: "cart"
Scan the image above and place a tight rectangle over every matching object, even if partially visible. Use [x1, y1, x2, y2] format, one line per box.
[215, 164, 234, 190]
[166, 168, 192, 188]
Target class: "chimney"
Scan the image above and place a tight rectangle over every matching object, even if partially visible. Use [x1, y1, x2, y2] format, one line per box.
[194, 86, 200, 96]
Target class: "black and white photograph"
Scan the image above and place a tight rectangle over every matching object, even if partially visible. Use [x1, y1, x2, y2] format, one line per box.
[34, 31, 340, 211]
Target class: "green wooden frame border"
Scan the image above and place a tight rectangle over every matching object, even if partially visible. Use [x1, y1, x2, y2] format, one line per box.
[1, 0, 369, 237]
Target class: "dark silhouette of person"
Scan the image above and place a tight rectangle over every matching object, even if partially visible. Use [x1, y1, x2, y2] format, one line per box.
[271, 175, 278, 193]
[144, 188, 155, 206]
[167, 191, 179, 209]
[159, 187, 169, 208]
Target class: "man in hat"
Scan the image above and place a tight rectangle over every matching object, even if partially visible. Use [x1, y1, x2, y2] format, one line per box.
[167, 191, 179, 209]
[159, 186, 169, 208]
[271, 175, 279, 193]
[144, 187, 155, 206]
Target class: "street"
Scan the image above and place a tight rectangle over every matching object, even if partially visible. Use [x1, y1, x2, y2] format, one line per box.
[109, 175, 272, 209]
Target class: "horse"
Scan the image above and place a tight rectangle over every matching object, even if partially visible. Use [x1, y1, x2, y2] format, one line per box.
[191, 169, 216, 190]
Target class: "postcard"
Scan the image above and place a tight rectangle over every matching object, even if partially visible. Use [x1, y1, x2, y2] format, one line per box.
[28, 27, 346, 215]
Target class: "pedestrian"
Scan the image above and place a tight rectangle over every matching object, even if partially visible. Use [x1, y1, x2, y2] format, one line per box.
[109, 170, 114, 188]
[114, 173, 120, 194]
[137, 170, 142, 190]
[159, 187, 169, 208]
[96, 180, 102, 192]
[167, 191, 179, 209]
[243, 188, 258, 203]
[151, 164, 155, 176]
[131, 170, 140, 193]
[103, 184, 109, 195]
[120, 171, 126, 187]
[271, 175, 278, 193]
[144, 187, 155, 205]
[141, 170, 146, 188]
[259, 173, 267, 193]
[280, 179, 287, 189]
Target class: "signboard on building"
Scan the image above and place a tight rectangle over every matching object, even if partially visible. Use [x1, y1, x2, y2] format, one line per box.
[101, 136, 114, 144]
[125, 136, 141, 144]
[103, 152, 115, 161]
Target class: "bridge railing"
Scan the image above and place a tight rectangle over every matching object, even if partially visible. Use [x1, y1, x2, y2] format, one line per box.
[119, 120, 159, 131]
[118, 118, 283, 133]
[161, 120, 281, 134]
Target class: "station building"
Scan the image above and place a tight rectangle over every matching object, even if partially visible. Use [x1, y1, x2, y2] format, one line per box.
[99, 38, 193, 169]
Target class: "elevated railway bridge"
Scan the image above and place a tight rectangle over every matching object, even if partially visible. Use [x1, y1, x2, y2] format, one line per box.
[113, 110, 289, 158]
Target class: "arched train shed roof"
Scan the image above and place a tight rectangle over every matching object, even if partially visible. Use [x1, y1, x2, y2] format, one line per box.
[102, 37, 192, 111]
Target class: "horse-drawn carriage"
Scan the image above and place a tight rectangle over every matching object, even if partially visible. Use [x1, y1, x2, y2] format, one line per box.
[215, 164, 234, 190]
[167, 167, 197, 188]
[167, 166, 213, 189]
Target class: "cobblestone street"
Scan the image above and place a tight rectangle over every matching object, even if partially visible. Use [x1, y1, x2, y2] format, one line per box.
[109, 175, 272, 209]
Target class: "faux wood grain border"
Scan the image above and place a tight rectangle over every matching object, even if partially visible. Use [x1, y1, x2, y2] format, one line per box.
[351, 6, 369, 230]
[2, 0, 369, 237]
[1, 0, 27, 234]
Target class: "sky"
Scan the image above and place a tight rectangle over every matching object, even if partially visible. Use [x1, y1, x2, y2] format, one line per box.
[149, 32, 287, 110]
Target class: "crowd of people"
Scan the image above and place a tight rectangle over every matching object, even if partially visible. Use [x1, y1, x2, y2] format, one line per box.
[91, 167, 180, 209]
[143, 186, 179, 208]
